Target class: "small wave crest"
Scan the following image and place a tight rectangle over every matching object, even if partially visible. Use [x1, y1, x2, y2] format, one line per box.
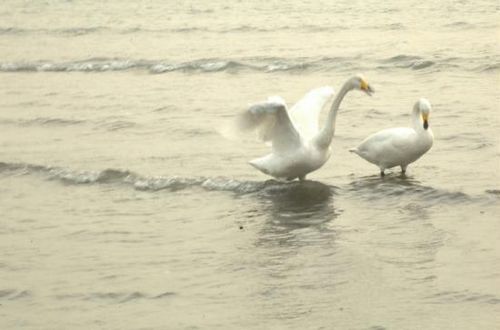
[0, 161, 341, 209]
[0, 117, 86, 127]
[424, 290, 500, 305]
[0, 162, 134, 185]
[0, 289, 32, 300]
[379, 55, 435, 70]
[85, 291, 175, 303]
[0, 56, 355, 74]
[0, 58, 138, 73]
[0, 161, 320, 195]
[485, 189, 500, 196]
[383, 55, 423, 63]
[0, 26, 110, 36]
[149, 60, 249, 73]
[443, 21, 476, 29]
[0, 23, 392, 36]
[379, 54, 500, 73]
[475, 63, 500, 73]
[51, 168, 134, 184]
[53, 290, 175, 303]
[1, 161, 491, 206]
[1, 55, 493, 74]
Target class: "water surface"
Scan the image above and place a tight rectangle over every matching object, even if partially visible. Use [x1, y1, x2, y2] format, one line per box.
[1, 0, 499, 329]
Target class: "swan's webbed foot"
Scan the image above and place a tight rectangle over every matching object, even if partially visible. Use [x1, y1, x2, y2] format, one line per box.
[286, 176, 296, 181]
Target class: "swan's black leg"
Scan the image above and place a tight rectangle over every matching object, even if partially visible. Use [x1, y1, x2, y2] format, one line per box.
[380, 170, 385, 177]
[298, 175, 306, 181]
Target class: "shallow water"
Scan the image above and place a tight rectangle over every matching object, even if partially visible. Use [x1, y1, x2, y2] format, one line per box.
[1, 0, 499, 329]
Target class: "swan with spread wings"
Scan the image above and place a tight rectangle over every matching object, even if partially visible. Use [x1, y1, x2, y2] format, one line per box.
[237, 75, 374, 181]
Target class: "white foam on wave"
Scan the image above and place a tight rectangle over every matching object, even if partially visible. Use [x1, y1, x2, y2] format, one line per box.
[1, 55, 492, 74]
[1, 161, 493, 206]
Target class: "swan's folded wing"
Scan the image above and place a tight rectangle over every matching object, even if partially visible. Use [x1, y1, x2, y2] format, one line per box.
[237, 99, 301, 154]
[289, 86, 334, 141]
[356, 128, 415, 160]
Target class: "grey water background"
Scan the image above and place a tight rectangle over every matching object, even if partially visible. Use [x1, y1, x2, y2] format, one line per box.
[1, 0, 499, 329]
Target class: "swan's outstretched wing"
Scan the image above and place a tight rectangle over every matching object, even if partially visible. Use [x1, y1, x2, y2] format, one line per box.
[237, 97, 301, 154]
[289, 86, 334, 141]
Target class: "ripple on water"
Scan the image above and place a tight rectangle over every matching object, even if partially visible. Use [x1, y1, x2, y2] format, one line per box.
[0, 117, 87, 127]
[54, 291, 176, 303]
[345, 174, 472, 207]
[485, 189, 500, 196]
[0, 289, 32, 300]
[424, 290, 500, 305]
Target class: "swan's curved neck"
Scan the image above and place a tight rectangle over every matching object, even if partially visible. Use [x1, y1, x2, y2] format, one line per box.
[412, 105, 423, 131]
[315, 82, 352, 148]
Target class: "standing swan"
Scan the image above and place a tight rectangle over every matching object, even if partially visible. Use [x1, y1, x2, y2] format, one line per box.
[237, 75, 374, 181]
[350, 98, 434, 176]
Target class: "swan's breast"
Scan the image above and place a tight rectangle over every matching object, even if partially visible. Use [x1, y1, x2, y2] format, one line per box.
[249, 145, 330, 179]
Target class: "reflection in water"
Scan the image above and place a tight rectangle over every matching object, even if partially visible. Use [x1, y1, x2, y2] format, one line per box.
[246, 180, 341, 322]
[344, 174, 448, 282]
[249, 179, 338, 253]
[348, 173, 425, 191]
[256, 180, 337, 229]
[346, 173, 471, 207]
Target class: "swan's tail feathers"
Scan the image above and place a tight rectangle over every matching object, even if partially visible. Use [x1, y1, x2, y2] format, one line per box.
[249, 159, 270, 175]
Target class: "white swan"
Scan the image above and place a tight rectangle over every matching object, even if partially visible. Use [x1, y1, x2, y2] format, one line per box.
[237, 75, 374, 181]
[350, 98, 434, 176]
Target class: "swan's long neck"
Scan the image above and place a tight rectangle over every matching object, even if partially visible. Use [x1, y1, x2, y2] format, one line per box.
[315, 82, 352, 149]
[411, 105, 423, 131]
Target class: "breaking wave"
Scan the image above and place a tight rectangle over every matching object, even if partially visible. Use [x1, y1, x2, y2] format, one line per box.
[0, 58, 314, 73]
[1, 161, 493, 206]
[0, 161, 322, 195]
[1, 55, 496, 74]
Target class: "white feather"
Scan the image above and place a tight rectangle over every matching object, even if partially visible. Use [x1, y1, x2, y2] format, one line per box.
[288, 86, 335, 141]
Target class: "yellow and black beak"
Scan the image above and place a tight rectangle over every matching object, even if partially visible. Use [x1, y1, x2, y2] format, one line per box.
[422, 113, 429, 130]
[360, 79, 374, 96]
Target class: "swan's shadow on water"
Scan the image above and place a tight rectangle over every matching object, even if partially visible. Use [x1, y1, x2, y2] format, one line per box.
[348, 173, 423, 191]
[252, 179, 338, 230]
[246, 173, 470, 233]
[344, 173, 471, 206]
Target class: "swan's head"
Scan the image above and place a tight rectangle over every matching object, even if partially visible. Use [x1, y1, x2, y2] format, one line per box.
[415, 98, 432, 130]
[350, 74, 374, 96]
